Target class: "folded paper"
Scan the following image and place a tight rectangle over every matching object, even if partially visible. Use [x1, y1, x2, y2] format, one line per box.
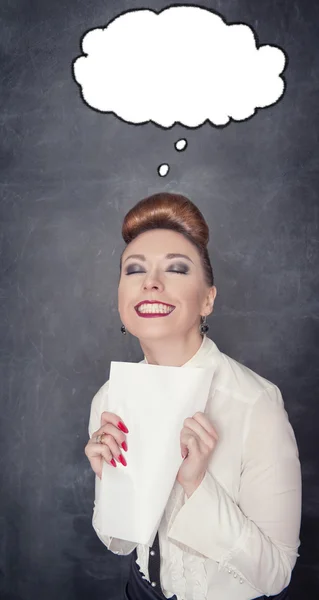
[96, 361, 214, 546]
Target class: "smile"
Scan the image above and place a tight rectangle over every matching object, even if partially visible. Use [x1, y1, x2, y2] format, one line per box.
[135, 303, 175, 318]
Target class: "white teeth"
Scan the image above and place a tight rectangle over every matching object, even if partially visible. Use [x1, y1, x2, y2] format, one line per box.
[137, 303, 174, 314]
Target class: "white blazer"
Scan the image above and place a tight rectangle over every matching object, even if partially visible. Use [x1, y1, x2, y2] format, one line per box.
[88, 335, 301, 600]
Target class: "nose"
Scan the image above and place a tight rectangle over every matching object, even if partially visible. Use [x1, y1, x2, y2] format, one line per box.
[143, 272, 164, 291]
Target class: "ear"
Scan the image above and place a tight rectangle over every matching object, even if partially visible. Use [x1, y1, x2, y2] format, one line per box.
[205, 286, 217, 315]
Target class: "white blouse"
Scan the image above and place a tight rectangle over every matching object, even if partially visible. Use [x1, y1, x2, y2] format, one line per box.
[88, 335, 301, 600]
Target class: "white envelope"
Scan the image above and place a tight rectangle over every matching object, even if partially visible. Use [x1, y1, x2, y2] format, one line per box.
[97, 361, 214, 546]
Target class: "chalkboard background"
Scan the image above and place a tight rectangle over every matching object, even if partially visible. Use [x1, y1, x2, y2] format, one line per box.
[1, 0, 318, 598]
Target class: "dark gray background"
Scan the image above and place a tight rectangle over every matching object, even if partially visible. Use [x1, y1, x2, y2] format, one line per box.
[1, 1, 318, 598]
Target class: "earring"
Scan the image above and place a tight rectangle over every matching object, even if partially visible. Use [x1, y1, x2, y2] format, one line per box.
[200, 315, 209, 334]
[121, 324, 126, 335]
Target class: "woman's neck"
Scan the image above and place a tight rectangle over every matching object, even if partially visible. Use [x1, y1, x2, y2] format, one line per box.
[140, 333, 205, 367]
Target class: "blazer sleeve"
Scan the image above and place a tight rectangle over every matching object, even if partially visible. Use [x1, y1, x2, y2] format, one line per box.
[167, 385, 302, 596]
[88, 385, 137, 556]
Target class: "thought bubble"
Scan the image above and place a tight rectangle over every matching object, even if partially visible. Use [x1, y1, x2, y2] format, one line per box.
[157, 139, 189, 177]
[175, 139, 188, 151]
[157, 164, 170, 177]
[73, 6, 287, 128]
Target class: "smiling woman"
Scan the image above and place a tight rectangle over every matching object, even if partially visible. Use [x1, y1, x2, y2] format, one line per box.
[85, 192, 301, 600]
[117, 192, 217, 367]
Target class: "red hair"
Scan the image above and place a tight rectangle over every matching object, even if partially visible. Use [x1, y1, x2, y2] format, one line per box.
[120, 192, 214, 287]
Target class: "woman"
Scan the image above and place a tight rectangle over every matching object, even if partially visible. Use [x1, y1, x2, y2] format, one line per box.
[85, 192, 302, 600]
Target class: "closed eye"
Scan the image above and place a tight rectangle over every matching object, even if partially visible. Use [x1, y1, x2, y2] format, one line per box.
[126, 269, 188, 275]
[125, 261, 190, 275]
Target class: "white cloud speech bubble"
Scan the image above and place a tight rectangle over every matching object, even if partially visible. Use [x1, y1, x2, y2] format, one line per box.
[73, 6, 286, 128]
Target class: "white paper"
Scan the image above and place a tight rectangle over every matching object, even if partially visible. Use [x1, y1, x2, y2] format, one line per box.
[97, 361, 214, 546]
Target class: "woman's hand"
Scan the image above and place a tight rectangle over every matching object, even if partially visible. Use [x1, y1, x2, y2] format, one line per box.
[176, 411, 218, 497]
[84, 411, 129, 479]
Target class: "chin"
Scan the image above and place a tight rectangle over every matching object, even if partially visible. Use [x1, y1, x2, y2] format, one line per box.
[134, 327, 174, 340]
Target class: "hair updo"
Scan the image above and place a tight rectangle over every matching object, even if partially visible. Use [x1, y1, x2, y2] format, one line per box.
[120, 192, 214, 288]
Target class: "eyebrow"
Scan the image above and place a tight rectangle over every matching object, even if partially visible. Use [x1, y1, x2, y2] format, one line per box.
[123, 253, 194, 265]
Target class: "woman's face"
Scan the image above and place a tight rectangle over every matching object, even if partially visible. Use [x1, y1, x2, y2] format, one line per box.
[118, 229, 216, 341]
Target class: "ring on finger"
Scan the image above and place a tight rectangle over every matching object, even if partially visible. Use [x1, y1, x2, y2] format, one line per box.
[95, 433, 105, 444]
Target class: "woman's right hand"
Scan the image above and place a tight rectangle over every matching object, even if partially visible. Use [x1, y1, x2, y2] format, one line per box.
[85, 411, 129, 479]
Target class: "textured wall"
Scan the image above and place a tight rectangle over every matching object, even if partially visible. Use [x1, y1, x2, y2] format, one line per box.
[1, 1, 318, 598]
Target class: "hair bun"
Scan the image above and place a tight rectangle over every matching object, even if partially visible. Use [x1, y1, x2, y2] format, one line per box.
[121, 192, 214, 287]
[122, 192, 209, 246]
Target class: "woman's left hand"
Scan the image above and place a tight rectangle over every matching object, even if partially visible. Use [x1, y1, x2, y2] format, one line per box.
[176, 411, 218, 496]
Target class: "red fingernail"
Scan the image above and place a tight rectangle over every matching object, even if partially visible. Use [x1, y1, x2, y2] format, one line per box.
[121, 441, 128, 452]
[110, 458, 117, 467]
[118, 421, 129, 433]
[118, 454, 127, 467]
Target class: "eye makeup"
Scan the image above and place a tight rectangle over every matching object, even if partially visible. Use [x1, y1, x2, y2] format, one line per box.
[125, 262, 190, 275]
